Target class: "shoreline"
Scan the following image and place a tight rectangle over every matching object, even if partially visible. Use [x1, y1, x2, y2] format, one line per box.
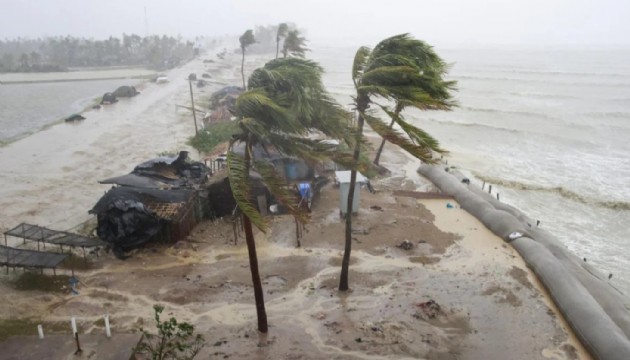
[0, 67, 156, 84]
[0, 51, 607, 358]
[419, 164, 630, 358]
[0, 75, 155, 85]
[0, 77, 156, 148]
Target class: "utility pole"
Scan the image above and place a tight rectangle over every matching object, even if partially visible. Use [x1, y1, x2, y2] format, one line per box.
[189, 78, 198, 135]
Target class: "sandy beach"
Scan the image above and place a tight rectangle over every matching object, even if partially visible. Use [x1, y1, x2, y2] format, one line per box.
[0, 52, 592, 359]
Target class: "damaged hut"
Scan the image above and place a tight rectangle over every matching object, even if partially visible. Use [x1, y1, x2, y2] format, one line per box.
[90, 151, 210, 258]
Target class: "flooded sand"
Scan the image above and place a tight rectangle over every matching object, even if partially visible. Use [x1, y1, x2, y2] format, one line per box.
[0, 51, 590, 359]
[0, 167, 589, 360]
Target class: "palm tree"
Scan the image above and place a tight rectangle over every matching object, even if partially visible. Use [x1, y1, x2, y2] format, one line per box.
[239, 29, 256, 90]
[275, 23, 288, 59]
[228, 57, 351, 333]
[282, 30, 308, 58]
[372, 42, 455, 166]
[339, 34, 457, 291]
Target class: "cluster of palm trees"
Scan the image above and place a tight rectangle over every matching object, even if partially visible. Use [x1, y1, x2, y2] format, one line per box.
[222, 32, 456, 333]
[239, 24, 309, 90]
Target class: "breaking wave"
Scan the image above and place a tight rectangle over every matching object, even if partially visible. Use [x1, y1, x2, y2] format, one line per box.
[461, 106, 552, 119]
[582, 111, 630, 119]
[455, 75, 630, 88]
[507, 91, 579, 100]
[422, 118, 521, 134]
[472, 173, 630, 211]
[494, 69, 630, 78]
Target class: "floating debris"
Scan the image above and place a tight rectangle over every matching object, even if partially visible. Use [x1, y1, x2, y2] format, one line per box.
[396, 240, 413, 251]
[415, 299, 442, 319]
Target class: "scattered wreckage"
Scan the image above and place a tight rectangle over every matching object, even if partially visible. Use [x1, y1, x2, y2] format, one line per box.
[91, 151, 210, 259]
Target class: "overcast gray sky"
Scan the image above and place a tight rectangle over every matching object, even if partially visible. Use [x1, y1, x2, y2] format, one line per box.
[1, 0, 629, 47]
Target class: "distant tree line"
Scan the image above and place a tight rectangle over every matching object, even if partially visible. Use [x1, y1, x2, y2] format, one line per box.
[0, 34, 195, 73]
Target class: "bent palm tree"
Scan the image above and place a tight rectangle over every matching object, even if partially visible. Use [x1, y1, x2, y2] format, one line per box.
[275, 23, 288, 59]
[239, 29, 256, 90]
[339, 34, 457, 291]
[229, 57, 351, 332]
[282, 30, 309, 58]
[373, 41, 455, 165]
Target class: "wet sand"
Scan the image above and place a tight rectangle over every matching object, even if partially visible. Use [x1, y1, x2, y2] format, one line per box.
[0, 52, 591, 359]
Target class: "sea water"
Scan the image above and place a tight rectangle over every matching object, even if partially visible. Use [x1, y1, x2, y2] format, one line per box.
[311, 45, 630, 296]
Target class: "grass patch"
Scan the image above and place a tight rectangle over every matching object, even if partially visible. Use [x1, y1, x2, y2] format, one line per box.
[188, 121, 240, 154]
[0, 319, 68, 342]
[10, 272, 71, 293]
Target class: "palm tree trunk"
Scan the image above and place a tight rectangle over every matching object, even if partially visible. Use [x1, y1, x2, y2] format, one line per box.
[241, 48, 246, 90]
[243, 214, 268, 333]
[339, 99, 367, 291]
[373, 118, 395, 165]
[373, 104, 403, 166]
[295, 217, 301, 248]
[242, 139, 267, 332]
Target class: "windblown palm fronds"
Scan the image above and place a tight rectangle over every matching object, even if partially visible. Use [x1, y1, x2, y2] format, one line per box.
[225, 56, 352, 333]
[339, 34, 458, 292]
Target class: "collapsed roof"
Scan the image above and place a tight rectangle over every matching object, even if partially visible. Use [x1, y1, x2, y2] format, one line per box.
[99, 151, 209, 189]
[92, 151, 208, 258]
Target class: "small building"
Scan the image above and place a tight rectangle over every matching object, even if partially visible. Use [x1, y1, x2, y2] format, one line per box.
[90, 151, 209, 258]
[335, 171, 368, 216]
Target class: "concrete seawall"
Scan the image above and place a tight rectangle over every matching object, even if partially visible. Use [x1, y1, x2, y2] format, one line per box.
[418, 164, 630, 360]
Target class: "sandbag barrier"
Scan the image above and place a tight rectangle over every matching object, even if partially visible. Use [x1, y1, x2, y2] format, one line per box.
[418, 164, 630, 360]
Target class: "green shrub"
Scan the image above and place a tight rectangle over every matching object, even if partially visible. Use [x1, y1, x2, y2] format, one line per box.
[188, 121, 240, 154]
[135, 305, 206, 360]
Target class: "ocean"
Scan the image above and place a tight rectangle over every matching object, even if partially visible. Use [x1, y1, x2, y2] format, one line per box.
[1, 47, 628, 296]
[311, 46, 630, 296]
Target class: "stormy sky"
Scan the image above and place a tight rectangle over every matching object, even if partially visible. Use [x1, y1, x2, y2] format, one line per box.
[1, 0, 629, 47]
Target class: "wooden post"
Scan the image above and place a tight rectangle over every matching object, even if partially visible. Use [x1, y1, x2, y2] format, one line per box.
[488, 185, 492, 194]
[497, 193, 500, 201]
[189, 79, 198, 135]
[74, 332, 82, 355]
[232, 221, 238, 245]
